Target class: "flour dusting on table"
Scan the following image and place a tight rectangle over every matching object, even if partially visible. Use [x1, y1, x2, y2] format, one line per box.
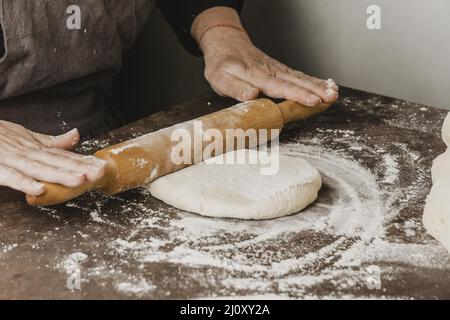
[25, 94, 450, 299]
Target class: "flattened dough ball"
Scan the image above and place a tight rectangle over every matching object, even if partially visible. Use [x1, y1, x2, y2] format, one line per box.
[424, 180, 450, 253]
[149, 149, 322, 220]
[423, 112, 450, 253]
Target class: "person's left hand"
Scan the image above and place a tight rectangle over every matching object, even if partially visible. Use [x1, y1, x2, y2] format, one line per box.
[193, 8, 339, 107]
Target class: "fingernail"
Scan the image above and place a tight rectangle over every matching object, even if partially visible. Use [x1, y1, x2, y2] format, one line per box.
[326, 88, 335, 97]
[71, 136, 79, 146]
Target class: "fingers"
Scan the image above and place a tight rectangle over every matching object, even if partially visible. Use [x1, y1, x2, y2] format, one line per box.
[51, 151, 108, 180]
[27, 149, 107, 182]
[275, 68, 339, 103]
[0, 165, 45, 196]
[1, 153, 87, 187]
[264, 57, 339, 103]
[6, 126, 106, 182]
[204, 52, 339, 106]
[242, 67, 322, 107]
[30, 128, 80, 150]
[206, 70, 260, 102]
[0, 121, 108, 197]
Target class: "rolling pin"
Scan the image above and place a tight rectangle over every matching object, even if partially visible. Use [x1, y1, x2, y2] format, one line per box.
[26, 99, 332, 206]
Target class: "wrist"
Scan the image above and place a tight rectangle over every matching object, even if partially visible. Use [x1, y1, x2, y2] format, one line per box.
[191, 6, 250, 52]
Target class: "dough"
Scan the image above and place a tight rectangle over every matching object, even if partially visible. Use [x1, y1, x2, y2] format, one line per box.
[149, 149, 322, 220]
[424, 181, 450, 253]
[431, 151, 450, 184]
[442, 112, 450, 146]
[423, 112, 450, 253]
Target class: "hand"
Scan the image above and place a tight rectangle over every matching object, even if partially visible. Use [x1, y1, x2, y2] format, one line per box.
[0, 121, 107, 196]
[192, 7, 339, 106]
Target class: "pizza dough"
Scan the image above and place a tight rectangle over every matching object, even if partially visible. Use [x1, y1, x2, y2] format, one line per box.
[423, 112, 450, 253]
[149, 149, 322, 220]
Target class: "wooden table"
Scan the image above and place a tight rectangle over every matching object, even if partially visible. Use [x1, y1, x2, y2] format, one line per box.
[1, 88, 449, 299]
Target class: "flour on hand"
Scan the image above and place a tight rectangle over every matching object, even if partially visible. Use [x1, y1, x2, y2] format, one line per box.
[149, 149, 322, 220]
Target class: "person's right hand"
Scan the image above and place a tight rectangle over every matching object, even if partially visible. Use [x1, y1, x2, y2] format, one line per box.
[0, 120, 107, 196]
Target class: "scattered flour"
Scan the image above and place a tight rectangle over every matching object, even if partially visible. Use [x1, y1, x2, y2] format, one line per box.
[90, 211, 105, 223]
[382, 154, 399, 184]
[47, 97, 450, 298]
[78, 139, 109, 153]
[110, 143, 139, 155]
[150, 166, 159, 180]
[59, 252, 88, 275]
[326, 78, 336, 88]
[0, 243, 18, 257]
[132, 158, 149, 169]
[115, 279, 156, 297]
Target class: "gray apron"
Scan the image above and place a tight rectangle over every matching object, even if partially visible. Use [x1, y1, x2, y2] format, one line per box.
[0, 0, 154, 138]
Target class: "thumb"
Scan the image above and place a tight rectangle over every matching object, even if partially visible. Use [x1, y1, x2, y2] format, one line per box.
[30, 128, 80, 150]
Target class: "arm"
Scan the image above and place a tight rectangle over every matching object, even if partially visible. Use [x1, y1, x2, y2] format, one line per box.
[156, 0, 243, 56]
[191, 6, 339, 106]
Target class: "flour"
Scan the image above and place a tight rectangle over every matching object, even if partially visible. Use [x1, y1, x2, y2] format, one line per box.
[0, 243, 18, 257]
[150, 166, 159, 179]
[78, 143, 389, 297]
[133, 158, 149, 169]
[45, 94, 450, 298]
[59, 252, 88, 275]
[115, 279, 156, 297]
[110, 143, 139, 155]
[233, 101, 253, 114]
[284, 144, 385, 240]
[336, 238, 450, 269]
[381, 154, 399, 184]
[326, 78, 336, 89]
[78, 139, 109, 153]
[90, 211, 105, 223]
[47, 134, 449, 299]
[326, 89, 335, 97]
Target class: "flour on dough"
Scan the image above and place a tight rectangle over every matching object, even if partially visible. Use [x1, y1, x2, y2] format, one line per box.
[149, 149, 322, 220]
[424, 112, 450, 253]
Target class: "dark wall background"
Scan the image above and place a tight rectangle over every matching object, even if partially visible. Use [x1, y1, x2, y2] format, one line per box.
[113, 7, 210, 123]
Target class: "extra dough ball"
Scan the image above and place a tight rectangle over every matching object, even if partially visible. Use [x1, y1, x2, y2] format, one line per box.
[423, 180, 450, 253]
[431, 150, 450, 184]
[149, 149, 322, 220]
[423, 112, 450, 254]
[442, 112, 450, 146]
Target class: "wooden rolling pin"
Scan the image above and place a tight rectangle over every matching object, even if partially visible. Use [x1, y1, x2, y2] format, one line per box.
[26, 99, 332, 206]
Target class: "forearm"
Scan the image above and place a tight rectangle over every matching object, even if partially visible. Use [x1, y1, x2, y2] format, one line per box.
[157, 1, 244, 56]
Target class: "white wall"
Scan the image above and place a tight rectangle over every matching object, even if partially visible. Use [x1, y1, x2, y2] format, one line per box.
[242, 0, 450, 109]
[118, 0, 450, 118]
